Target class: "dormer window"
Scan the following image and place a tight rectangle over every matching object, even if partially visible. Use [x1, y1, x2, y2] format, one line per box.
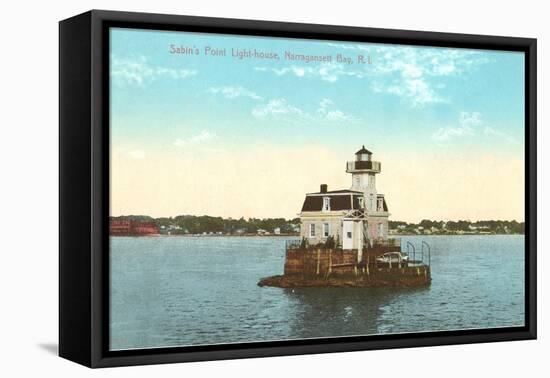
[322, 197, 331, 212]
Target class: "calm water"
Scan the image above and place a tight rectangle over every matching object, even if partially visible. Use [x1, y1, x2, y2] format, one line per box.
[110, 235, 525, 350]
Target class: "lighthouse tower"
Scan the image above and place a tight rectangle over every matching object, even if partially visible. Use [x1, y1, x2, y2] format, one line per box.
[346, 145, 381, 213]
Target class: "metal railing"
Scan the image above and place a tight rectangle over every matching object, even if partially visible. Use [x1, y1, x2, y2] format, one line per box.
[286, 237, 431, 267]
[405, 240, 431, 266]
[422, 241, 431, 267]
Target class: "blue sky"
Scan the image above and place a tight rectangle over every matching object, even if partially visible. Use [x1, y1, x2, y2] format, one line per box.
[110, 27, 524, 155]
[109, 27, 525, 221]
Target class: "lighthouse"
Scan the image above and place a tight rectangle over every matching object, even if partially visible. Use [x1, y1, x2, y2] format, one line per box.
[346, 145, 381, 213]
[298, 146, 390, 254]
[259, 145, 432, 288]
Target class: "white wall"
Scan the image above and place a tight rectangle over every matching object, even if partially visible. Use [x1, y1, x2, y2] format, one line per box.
[0, 0, 547, 377]
[301, 215, 342, 245]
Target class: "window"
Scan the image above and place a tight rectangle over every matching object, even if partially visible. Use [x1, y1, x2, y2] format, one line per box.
[378, 223, 384, 236]
[378, 198, 384, 211]
[310, 223, 316, 237]
[323, 223, 330, 237]
[322, 197, 331, 212]
[369, 194, 374, 211]
[347, 231, 352, 239]
[358, 197, 364, 209]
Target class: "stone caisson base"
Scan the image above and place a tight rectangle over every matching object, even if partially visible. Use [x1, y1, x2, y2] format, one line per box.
[258, 266, 431, 288]
[260, 247, 432, 287]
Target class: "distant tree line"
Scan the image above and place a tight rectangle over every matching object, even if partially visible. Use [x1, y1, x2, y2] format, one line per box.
[389, 219, 525, 234]
[110, 215, 300, 235]
[110, 215, 524, 235]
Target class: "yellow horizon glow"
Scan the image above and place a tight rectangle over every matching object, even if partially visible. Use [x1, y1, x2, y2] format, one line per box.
[110, 145, 525, 223]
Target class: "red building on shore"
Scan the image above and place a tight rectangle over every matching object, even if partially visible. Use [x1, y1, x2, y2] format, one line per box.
[109, 219, 160, 236]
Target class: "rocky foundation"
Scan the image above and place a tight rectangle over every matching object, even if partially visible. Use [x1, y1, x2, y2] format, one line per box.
[259, 266, 431, 288]
[259, 247, 431, 288]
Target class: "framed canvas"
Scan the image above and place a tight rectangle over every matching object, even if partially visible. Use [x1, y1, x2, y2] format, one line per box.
[59, 10, 537, 368]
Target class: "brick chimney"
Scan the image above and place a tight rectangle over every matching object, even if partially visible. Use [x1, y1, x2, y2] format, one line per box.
[320, 184, 328, 193]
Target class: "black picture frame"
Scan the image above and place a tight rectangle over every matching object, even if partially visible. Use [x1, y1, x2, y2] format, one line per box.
[59, 9, 537, 368]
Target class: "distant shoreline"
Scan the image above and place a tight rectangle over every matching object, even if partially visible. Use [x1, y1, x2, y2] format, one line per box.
[109, 233, 524, 237]
[109, 215, 525, 237]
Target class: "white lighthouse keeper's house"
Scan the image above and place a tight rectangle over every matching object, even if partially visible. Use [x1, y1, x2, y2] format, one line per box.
[299, 146, 390, 259]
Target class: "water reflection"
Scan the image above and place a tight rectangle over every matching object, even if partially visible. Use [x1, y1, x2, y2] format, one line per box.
[283, 286, 430, 339]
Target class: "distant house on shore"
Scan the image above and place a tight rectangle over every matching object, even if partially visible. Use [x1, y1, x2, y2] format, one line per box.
[299, 146, 390, 254]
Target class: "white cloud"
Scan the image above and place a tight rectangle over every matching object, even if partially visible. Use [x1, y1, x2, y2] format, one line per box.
[460, 112, 483, 128]
[174, 130, 216, 147]
[111, 55, 197, 86]
[483, 126, 518, 144]
[317, 98, 358, 122]
[404, 78, 446, 107]
[254, 63, 364, 83]
[368, 45, 487, 77]
[251, 97, 359, 123]
[374, 75, 446, 108]
[319, 43, 489, 107]
[252, 99, 305, 118]
[432, 124, 473, 143]
[432, 112, 516, 145]
[324, 110, 354, 121]
[256, 45, 489, 107]
[208, 86, 262, 100]
[432, 112, 481, 143]
[369, 46, 488, 107]
[319, 98, 334, 109]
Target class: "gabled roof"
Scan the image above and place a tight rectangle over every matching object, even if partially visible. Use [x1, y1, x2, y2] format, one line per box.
[355, 145, 372, 155]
